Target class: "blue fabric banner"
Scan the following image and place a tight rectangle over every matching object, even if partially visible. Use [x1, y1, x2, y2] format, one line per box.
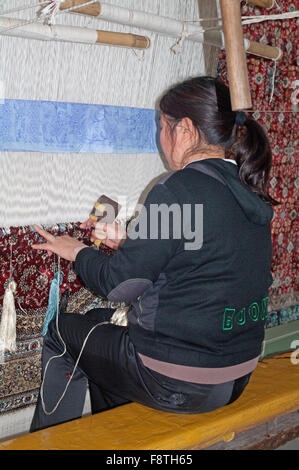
[0, 99, 159, 154]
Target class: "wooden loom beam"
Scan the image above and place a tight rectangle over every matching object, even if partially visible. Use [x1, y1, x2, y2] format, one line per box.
[54, 1, 281, 62]
[58, 0, 276, 17]
[245, 39, 281, 60]
[60, 0, 102, 16]
[220, 0, 252, 110]
[96, 30, 149, 49]
[59, 0, 276, 15]
[204, 30, 282, 61]
[0, 17, 150, 49]
[244, 0, 275, 8]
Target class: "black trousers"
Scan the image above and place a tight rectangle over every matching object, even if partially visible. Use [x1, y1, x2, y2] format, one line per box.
[30, 308, 252, 432]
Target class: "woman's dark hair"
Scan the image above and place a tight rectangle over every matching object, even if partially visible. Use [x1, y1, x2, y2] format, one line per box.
[159, 76, 279, 206]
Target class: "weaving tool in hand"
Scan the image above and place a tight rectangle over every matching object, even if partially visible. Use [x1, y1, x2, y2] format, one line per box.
[89, 195, 121, 247]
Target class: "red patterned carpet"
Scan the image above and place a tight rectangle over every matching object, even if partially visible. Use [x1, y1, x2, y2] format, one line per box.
[218, 0, 298, 326]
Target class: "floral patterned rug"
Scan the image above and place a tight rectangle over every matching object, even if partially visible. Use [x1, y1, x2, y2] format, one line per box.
[218, 0, 298, 327]
[0, 223, 121, 414]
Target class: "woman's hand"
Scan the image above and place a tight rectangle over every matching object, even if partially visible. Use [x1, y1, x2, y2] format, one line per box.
[80, 219, 127, 250]
[32, 225, 87, 261]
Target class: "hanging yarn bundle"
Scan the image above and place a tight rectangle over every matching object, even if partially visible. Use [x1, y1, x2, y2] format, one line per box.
[111, 307, 129, 327]
[0, 279, 17, 362]
[42, 270, 63, 336]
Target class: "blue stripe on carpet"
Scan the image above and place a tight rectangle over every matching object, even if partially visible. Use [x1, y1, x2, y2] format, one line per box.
[0, 99, 159, 154]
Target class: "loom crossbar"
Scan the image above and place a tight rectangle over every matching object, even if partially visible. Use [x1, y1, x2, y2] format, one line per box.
[50, 1, 281, 61]
[0, 17, 150, 49]
[245, 0, 275, 8]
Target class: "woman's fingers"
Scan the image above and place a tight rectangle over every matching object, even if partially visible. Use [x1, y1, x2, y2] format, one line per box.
[79, 221, 88, 229]
[92, 228, 106, 240]
[91, 222, 126, 249]
[32, 225, 55, 253]
[31, 225, 87, 261]
[80, 219, 96, 229]
[33, 224, 56, 243]
[31, 242, 51, 251]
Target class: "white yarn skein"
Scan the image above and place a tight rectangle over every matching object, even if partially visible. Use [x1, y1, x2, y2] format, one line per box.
[0, 280, 17, 363]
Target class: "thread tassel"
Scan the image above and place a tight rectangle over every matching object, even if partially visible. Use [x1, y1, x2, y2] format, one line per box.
[42, 271, 63, 336]
[38, 0, 64, 25]
[0, 280, 17, 362]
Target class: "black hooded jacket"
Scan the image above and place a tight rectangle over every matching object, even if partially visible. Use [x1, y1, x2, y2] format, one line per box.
[74, 158, 273, 373]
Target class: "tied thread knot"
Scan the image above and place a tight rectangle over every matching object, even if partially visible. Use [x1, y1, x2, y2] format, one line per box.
[38, 0, 65, 25]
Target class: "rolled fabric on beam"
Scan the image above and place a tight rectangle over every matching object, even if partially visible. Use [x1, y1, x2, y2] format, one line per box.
[38, 2, 281, 61]
[58, 0, 277, 16]
[0, 17, 150, 49]
[54, 0, 207, 42]
[244, 0, 275, 8]
[220, 0, 252, 110]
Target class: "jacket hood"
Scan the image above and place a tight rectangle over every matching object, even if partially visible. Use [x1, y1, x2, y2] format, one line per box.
[185, 159, 274, 226]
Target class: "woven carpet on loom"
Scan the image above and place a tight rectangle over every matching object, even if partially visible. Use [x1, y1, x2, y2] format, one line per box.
[0, 224, 126, 415]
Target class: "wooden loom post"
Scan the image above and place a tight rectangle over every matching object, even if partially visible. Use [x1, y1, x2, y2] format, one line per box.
[220, 0, 252, 111]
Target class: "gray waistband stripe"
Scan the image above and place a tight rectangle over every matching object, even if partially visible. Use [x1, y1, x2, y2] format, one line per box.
[138, 354, 259, 384]
[107, 278, 153, 303]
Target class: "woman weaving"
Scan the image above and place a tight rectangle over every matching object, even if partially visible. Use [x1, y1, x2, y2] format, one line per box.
[30, 77, 276, 432]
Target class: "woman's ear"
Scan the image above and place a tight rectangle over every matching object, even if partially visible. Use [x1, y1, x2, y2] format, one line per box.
[177, 117, 197, 143]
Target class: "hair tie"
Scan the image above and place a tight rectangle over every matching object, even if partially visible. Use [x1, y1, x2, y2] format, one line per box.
[235, 111, 247, 126]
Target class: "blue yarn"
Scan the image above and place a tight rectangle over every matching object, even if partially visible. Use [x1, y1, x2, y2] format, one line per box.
[42, 271, 63, 336]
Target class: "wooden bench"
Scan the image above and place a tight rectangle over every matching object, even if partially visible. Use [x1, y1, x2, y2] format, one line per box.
[0, 353, 298, 450]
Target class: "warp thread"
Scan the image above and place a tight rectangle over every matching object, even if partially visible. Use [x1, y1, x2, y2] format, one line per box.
[37, 0, 99, 26]
[37, 0, 65, 26]
[171, 10, 298, 55]
[269, 48, 283, 103]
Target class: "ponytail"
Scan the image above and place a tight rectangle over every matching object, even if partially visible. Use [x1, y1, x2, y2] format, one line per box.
[159, 76, 279, 207]
[234, 116, 279, 206]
